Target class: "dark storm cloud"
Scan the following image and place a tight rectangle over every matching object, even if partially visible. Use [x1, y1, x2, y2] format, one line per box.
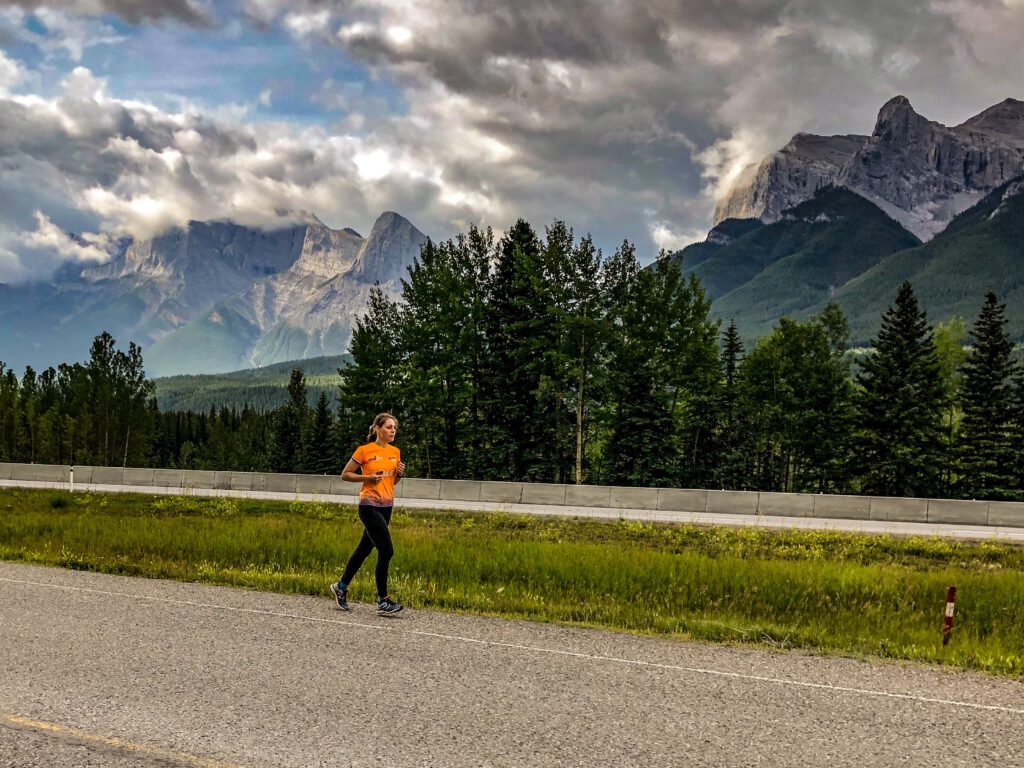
[0, 0, 213, 26]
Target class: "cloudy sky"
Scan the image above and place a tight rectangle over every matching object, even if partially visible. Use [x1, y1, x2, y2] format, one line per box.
[1, 0, 1023, 281]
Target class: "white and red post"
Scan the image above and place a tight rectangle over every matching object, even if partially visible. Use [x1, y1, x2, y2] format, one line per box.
[942, 585, 956, 646]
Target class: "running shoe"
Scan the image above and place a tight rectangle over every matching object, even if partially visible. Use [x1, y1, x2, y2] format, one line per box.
[330, 582, 350, 611]
[376, 597, 403, 616]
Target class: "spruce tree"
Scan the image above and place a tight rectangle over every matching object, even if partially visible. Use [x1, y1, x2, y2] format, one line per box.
[480, 219, 551, 480]
[337, 288, 403, 453]
[854, 282, 946, 497]
[737, 311, 853, 493]
[717, 321, 747, 488]
[957, 292, 1017, 499]
[304, 391, 337, 475]
[270, 368, 307, 473]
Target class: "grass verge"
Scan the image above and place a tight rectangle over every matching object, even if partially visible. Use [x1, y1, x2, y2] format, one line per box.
[1, 488, 1022, 677]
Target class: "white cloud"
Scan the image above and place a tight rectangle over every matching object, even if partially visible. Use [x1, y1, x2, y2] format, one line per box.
[0, 50, 25, 92]
[4, 0, 1024, 283]
[22, 211, 111, 263]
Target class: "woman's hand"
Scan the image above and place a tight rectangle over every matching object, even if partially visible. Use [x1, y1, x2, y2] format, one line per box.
[396, 461, 406, 477]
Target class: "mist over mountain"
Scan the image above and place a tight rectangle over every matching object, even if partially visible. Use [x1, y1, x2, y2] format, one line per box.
[716, 96, 1024, 242]
[680, 96, 1024, 345]
[0, 213, 427, 376]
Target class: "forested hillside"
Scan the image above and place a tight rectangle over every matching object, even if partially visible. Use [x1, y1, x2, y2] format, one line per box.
[152, 355, 349, 412]
[5, 218, 1024, 502]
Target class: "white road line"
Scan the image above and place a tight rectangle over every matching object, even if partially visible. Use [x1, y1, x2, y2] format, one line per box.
[3, 575, 1023, 717]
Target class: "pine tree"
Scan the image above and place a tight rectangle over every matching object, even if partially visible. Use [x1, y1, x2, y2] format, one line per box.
[479, 219, 551, 480]
[934, 316, 968, 493]
[957, 292, 1017, 499]
[556, 232, 605, 484]
[304, 391, 337, 475]
[717, 321, 747, 488]
[854, 282, 946, 497]
[737, 311, 853, 493]
[337, 288, 404, 453]
[270, 368, 308, 473]
[601, 250, 721, 487]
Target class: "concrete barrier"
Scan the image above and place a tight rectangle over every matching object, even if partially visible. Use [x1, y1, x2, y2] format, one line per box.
[4, 463, 1024, 530]
[520, 483, 567, 505]
[329, 476, 360, 497]
[261, 473, 298, 494]
[123, 468, 155, 487]
[440, 480, 482, 502]
[565, 485, 612, 508]
[31, 464, 68, 483]
[927, 498, 988, 526]
[706, 490, 758, 516]
[229, 472, 255, 492]
[870, 496, 928, 523]
[395, 478, 440, 500]
[758, 492, 815, 518]
[479, 482, 523, 504]
[154, 469, 185, 488]
[91, 467, 125, 485]
[657, 489, 707, 513]
[9, 463, 39, 482]
[609, 486, 660, 510]
[987, 501, 1024, 527]
[812, 494, 871, 520]
[184, 473, 220, 489]
[295, 475, 334, 495]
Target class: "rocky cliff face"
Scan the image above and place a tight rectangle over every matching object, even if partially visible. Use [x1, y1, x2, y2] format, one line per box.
[143, 212, 427, 374]
[0, 212, 428, 375]
[714, 133, 866, 224]
[839, 96, 1024, 239]
[714, 96, 1024, 241]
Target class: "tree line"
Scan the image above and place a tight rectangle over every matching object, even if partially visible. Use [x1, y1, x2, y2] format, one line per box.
[2, 218, 1023, 500]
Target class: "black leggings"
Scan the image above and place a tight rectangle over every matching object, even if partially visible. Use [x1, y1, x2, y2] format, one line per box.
[340, 503, 394, 599]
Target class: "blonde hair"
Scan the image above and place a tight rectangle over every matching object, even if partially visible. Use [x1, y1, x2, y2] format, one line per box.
[367, 412, 398, 442]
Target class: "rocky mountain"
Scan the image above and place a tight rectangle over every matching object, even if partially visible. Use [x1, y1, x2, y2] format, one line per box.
[716, 96, 1024, 241]
[677, 186, 920, 340]
[714, 133, 867, 224]
[0, 213, 427, 376]
[814, 175, 1024, 345]
[686, 171, 1024, 345]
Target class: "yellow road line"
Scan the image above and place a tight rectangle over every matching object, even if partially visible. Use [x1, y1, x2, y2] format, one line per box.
[2, 714, 246, 768]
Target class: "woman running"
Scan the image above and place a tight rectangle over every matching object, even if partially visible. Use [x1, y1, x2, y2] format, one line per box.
[331, 412, 406, 615]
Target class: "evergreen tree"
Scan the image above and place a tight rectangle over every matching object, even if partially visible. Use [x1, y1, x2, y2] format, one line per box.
[738, 311, 853, 493]
[854, 282, 946, 497]
[602, 249, 717, 487]
[270, 368, 308, 473]
[399, 234, 488, 478]
[479, 219, 552, 480]
[934, 316, 968, 493]
[957, 292, 1017, 499]
[555, 232, 605, 484]
[717, 321, 748, 488]
[337, 288, 404, 453]
[304, 391, 337, 474]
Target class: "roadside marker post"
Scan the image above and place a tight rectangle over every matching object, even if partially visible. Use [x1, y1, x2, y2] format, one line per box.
[942, 586, 956, 646]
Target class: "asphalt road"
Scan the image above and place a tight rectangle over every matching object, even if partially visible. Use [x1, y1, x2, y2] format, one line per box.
[1, 562, 1022, 768]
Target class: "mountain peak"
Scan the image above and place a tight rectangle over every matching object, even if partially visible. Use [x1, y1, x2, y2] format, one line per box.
[956, 97, 1024, 143]
[349, 211, 427, 284]
[870, 95, 930, 139]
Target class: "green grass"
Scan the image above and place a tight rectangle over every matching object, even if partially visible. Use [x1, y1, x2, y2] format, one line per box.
[1, 488, 1022, 677]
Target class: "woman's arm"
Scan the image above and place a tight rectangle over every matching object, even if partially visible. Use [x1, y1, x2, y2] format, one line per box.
[341, 457, 379, 484]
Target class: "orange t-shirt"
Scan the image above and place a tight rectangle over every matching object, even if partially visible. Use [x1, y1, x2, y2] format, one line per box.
[351, 442, 401, 506]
